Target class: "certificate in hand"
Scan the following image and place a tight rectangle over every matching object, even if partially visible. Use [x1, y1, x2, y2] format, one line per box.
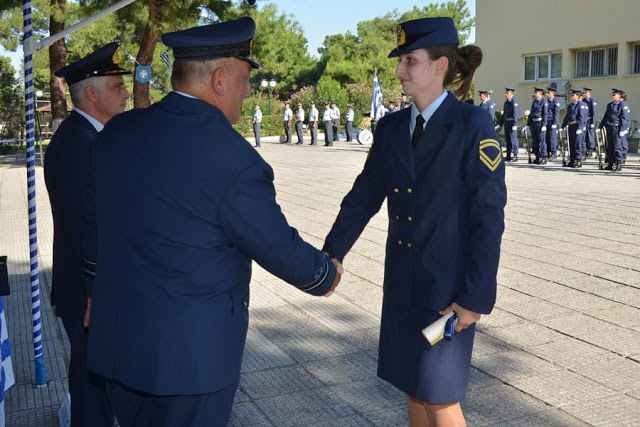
[422, 311, 457, 346]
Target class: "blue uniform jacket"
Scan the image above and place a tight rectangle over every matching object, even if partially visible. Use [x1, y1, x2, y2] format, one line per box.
[323, 93, 506, 314]
[44, 111, 96, 322]
[498, 97, 519, 127]
[527, 98, 548, 127]
[546, 98, 560, 126]
[480, 99, 496, 123]
[84, 92, 336, 396]
[562, 101, 588, 129]
[584, 96, 598, 127]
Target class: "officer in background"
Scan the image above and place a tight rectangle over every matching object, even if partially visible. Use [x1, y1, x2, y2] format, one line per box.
[497, 87, 520, 161]
[562, 88, 588, 168]
[82, 18, 341, 426]
[526, 87, 549, 164]
[282, 101, 293, 143]
[308, 101, 319, 145]
[599, 89, 626, 171]
[344, 104, 354, 141]
[252, 104, 262, 147]
[620, 91, 631, 163]
[545, 87, 560, 158]
[387, 101, 399, 113]
[295, 102, 305, 144]
[44, 42, 130, 427]
[323, 102, 334, 145]
[400, 92, 410, 109]
[332, 102, 341, 142]
[582, 87, 598, 158]
[478, 89, 495, 123]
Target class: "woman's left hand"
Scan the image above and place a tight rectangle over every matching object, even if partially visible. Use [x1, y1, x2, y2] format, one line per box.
[439, 302, 481, 333]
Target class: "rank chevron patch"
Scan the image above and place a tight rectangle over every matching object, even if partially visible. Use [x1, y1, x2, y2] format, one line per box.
[479, 139, 502, 172]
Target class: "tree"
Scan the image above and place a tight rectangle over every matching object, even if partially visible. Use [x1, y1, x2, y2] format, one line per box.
[0, 56, 24, 139]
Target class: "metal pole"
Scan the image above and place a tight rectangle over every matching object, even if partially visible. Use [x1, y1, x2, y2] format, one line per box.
[267, 88, 271, 115]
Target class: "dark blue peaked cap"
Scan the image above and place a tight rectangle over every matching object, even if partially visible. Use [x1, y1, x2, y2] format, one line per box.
[162, 17, 261, 69]
[54, 42, 131, 86]
[388, 17, 459, 58]
[611, 88, 625, 95]
[533, 86, 545, 92]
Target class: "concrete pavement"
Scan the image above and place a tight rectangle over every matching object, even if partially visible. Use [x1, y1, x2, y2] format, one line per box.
[0, 139, 639, 426]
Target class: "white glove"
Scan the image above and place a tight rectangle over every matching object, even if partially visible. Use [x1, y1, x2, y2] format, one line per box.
[551, 125, 557, 129]
[576, 129, 582, 135]
[525, 109, 531, 116]
[512, 125, 518, 131]
[495, 125, 500, 131]
[541, 126, 547, 132]
[523, 126, 530, 132]
[590, 124, 595, 128]
[619, 131, 627, 137]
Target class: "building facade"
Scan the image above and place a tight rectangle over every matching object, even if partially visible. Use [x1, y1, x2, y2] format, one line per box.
[475, 0, 639, 130]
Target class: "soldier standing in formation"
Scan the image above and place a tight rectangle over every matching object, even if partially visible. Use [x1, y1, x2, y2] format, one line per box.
[526, 87, 549, 164]
[323, 102, 334, 146]
[600, 88, 629, 171]
[345, 104, 354, 142]
[562, 88, 588, 168]
[497, 87, 520, 161]
[619, 91, 632, 163]
[478, 89, 495, 123]
[545, 87, 560, 158]
[582, 87, 598, 158]
[282, 101, 293, 143]
[252, 104, 262, 147]
[399, 92, 410, 109]
[295, 103, 305, 144]
[308, 101, 318, 145]
[332, 102, 340, 142]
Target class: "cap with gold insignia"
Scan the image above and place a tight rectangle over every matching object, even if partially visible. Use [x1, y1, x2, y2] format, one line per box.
[388, 17, 459, 58]
[611, 88, 625, 95]
[161, 17, 261, 69]
[54, 42, 131, 86]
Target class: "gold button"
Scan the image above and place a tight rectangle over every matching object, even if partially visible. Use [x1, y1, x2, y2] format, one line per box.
[394, 188, 399, 193]
[407, 188, 412, 193]
[407, 243, 412, 248]
[395, 215, 399, 220]
[243, 301, 248, 307]
[398, 240, 402, 245]
[408, 216, 413, 222]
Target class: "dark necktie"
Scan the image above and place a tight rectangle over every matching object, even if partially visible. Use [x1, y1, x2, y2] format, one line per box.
[412, 114, 425, 151]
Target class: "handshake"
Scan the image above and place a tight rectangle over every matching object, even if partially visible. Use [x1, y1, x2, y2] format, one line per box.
[325, 256, 343, 297]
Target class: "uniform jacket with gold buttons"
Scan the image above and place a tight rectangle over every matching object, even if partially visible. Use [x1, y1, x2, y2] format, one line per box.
[324, 92, 506, 314]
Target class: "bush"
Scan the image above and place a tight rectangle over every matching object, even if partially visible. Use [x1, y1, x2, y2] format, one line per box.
[233, 114, 285, 138]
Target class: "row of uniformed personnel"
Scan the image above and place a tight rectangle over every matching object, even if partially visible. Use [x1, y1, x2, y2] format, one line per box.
[478, 86, 632, 171]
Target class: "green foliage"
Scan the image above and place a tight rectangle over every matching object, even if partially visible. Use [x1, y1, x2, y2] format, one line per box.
[233, 114, 284, 138]
[315, 75, 346, 107]
[0, 56, 24, 139]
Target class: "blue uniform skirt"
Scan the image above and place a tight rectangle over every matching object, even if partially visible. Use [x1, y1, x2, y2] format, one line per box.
[377, 299, 475, 404]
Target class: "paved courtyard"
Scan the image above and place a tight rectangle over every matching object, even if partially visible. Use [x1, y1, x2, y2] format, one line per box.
[0, 139, 639, 426]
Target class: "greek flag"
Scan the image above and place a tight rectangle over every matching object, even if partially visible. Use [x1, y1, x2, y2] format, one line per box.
[370, 71, 383, 119]
[0, 296, 15, 427]
[160, 49, 172, 70]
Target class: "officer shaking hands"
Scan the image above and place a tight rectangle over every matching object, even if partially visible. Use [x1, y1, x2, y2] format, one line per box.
[82, 17, 342, 426]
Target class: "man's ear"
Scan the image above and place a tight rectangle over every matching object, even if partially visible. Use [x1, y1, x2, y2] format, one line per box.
[210, 65, 227, 97]
[84, 85, 99, 103]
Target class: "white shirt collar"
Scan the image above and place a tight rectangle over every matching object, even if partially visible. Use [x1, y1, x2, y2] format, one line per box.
[74, 108, 103, 132]
[174, 91, 197, 99]
[410, 90, 447, 135]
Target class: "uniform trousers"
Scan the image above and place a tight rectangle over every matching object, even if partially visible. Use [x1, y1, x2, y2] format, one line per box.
[568, 124, 584, 161]
[62, 317, 114, 427]
[545, 125, 558, 156]
[323, 121, 333, 146]
[586, 125, 596, 151]
[283, 121, 292, 143]
[345, 121, 353, 141]
[106, 380, 238, 427]
[504, 123, 518, 157]
[295, 121, 304, 144]
[309, 123, 317, 145]
[253, 123, 261, 147]
[332, 121, 339, 141]
[531, 122, 547, 158]
[605, 125, 623, 162]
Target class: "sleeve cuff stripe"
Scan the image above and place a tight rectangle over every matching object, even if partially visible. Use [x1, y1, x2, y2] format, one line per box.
[299, 255, 330, 292]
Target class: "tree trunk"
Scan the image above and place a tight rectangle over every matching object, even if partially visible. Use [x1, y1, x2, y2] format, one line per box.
[49, 0, 67, 132]
[133, 0, 162, 108]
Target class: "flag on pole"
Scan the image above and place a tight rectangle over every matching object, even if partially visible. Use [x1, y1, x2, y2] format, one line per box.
[160, 49, 172, 70]
[370, 71, 383, 119]
[0, 296, 15, 427]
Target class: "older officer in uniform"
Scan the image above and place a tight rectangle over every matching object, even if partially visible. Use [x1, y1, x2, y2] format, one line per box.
[478, 89, 495, 123]
[295, 102, 305, 144]
[545, 87, 560, 158]
[599, 88, 627, 171]
[526, 87, 549, 164]
[322, 102, 334, 145]
[252, 104, 262, 147]
[345, 104, 354, 141]
[562, 88, 588, 168]
[582, 87, 598, 158]
[282, 101, 293, 143]
[497, 87, 520, 161]
[308, 101, 319, 145]
[82, 18, 341, 426]
[324, 17, 506, 426]
[44, 42, 130, 427]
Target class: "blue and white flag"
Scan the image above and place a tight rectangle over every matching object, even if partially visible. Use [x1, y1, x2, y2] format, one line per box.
[370, 71, 383, 119]
[0, 296, 15, 427]
[160, 49, 172, 70]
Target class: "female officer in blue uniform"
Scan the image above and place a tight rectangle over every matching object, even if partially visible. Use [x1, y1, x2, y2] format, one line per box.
[323, 17, 506, 426]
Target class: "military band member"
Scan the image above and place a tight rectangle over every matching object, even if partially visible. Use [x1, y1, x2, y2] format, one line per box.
[497, 87, 520, 161]
[295, 102, 305, 144]
[323, 17, 506, 426]
[82, 18, 341, 425]
[44, 42, 131, 427]
[323, 102, 334, 145]
[332, 102, 341, 141]
[308, 101, 319, 145]
[252, 104, 262, 147]
[582, 87, 598, 158]
[282, 101, 293, 143]
[545, 87, 560, 158]
[526, 87, 549, 164]
[562, 88, 588, 168]
[478, 89, 495, 123]
[345, 104, 354, 141]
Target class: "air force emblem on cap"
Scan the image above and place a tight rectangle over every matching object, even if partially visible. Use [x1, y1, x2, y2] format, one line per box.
[397, 25, 406, 47]
[479, 139, 502, 172]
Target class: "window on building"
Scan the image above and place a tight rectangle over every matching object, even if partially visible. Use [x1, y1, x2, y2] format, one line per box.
[575, 46, 618, 78]
[632, 43, 640, 74]
[523, 53, 562, 81]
